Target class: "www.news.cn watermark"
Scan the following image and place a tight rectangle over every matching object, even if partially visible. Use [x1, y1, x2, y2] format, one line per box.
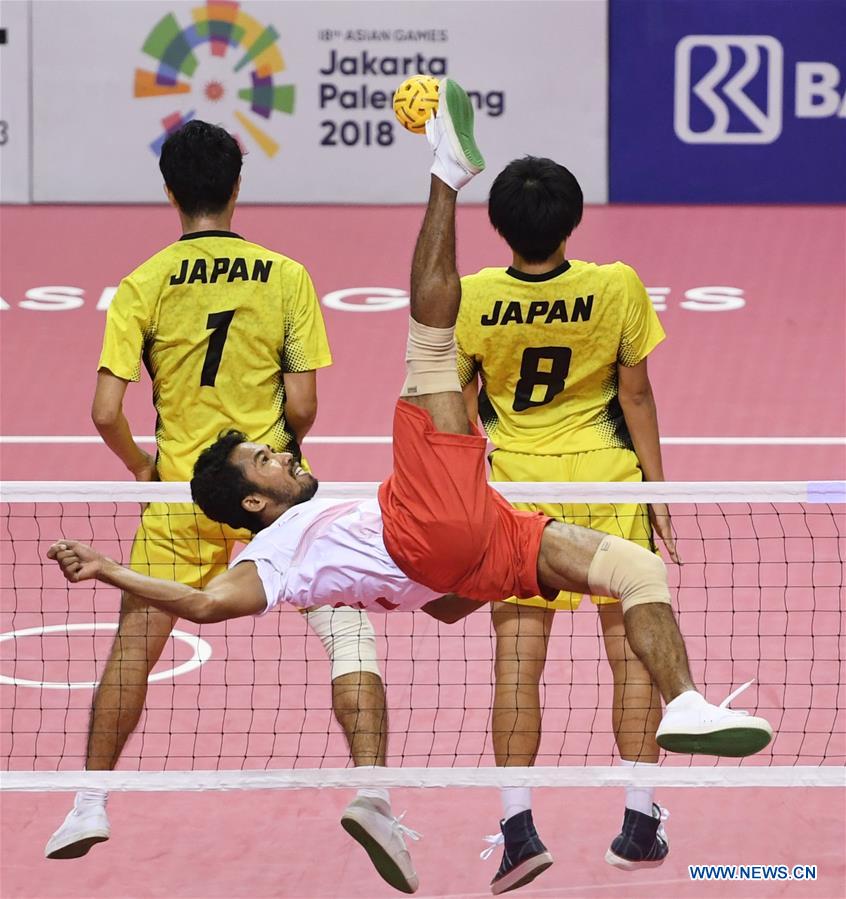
[689, 865, 817, 881]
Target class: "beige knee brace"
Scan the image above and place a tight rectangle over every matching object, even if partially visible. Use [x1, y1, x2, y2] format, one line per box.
[587, 534, 671, 614]
[400, 318, 462, 397]
[301, 606, 382, 680]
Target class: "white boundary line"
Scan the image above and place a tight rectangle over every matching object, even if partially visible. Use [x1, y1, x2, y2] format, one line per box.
[1, 766, 843, 791]
[0, 623, 212, 689]
[1, 435, 845, 446]
[2, 480, 845, 503]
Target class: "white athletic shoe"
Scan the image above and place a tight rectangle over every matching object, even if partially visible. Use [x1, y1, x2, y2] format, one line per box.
[45, 798, 110, 859]
[425, 78, 485, 191]
[656, 682, 773, 757]
[341, 797, 421, 894]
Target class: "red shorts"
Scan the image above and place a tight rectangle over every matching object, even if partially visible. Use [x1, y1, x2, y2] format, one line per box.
[378, 400, 551, 601]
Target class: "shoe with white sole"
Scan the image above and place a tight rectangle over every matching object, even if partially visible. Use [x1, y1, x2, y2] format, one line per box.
[656, 682, 773, 757]
[341, 797, 421, 894]
[45, 799, 110, 859]
[605, 804, 669, 870]
[426, 78, 485, 191]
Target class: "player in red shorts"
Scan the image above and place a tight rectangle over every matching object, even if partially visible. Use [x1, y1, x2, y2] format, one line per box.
[49, 79, 773, 896]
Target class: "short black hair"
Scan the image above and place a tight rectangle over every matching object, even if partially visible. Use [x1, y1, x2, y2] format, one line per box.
[159, 120, 242, 217]
[191, 429, 263, 532]
[488, 156, 584, 263]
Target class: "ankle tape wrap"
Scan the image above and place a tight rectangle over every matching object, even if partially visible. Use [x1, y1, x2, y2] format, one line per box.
[587, 534, 671, 614]
[400, 317, 461, 397]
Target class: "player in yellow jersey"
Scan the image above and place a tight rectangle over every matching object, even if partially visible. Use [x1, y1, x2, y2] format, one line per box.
[457, 157, 678, 881]
[45, 121, 408, 892]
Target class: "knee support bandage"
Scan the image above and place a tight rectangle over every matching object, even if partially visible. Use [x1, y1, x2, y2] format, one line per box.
[400, 317, 461, 397]
[586, 534, 671, 614]
[302, 606, 381, 680]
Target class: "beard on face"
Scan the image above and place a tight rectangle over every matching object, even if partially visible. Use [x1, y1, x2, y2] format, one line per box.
[267, 472, 319, 509]
[295, 473, 319, 504]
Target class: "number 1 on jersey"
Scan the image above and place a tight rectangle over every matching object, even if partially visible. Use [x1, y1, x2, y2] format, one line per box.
[513, 346, 572, 411]
[201, 310, 236, 387]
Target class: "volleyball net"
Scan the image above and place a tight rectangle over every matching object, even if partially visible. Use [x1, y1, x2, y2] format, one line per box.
[1, 480, 844, 791]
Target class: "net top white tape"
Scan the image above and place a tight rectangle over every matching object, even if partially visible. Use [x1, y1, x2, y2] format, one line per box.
[2, 480, 845, 504]
[1, 766, 843, 792]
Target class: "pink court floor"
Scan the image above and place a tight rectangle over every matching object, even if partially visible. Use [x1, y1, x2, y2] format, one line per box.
[0, 204, 844, 898]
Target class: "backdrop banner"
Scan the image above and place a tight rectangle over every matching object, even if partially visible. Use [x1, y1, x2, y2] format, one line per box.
[31, 0, 608, 203]
[609, 0, 846, 202]
[0, 1, 32, 203]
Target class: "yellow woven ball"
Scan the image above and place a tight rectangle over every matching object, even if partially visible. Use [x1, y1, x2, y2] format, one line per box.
[393, 75, 440, 134]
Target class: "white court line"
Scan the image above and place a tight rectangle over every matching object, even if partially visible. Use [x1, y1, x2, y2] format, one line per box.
[1, 435, 844, 446]
[0, 623, 212, 689]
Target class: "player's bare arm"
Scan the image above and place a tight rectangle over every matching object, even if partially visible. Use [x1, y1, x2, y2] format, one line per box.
[282, 370, 319, 447]
[617, 358, 679, 562]
[91, 369, 156, 481]
[461, 378, 480, 427]
[47, 540, 266, 623]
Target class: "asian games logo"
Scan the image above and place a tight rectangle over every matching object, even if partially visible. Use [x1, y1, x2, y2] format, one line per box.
[134, 0, 294, 157]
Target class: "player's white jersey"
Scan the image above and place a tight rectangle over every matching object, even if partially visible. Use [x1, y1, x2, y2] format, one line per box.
[231, 497, 441, 614]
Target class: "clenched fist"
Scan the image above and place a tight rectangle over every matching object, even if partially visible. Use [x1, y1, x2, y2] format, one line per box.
[47, 541, 108, 583]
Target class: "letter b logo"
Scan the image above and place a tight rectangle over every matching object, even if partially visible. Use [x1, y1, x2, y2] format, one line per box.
[674, 36, 783, 144]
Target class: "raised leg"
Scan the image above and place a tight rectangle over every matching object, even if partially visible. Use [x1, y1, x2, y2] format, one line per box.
[536, 521, 694, 702]
[401, 78, 485, 436]
[537, 522, 772, 757]
[403, 176, 470, 435]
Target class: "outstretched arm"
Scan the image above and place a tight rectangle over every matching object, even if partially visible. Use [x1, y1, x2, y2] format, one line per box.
[48, 541, 267, 623]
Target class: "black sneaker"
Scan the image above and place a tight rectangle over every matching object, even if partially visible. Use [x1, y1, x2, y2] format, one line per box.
[605, 803, 669, 870]
[489, 810, 553, 895]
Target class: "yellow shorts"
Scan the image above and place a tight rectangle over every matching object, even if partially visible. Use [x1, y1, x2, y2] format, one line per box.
[490, 447, 655, 611]
[129, 456, 311, 588]
[129, 502, 249, 589]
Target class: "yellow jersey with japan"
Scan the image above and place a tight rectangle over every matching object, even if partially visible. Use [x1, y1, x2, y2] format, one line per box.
[456, 260, 665, 454]
[98, 230, 332, 481]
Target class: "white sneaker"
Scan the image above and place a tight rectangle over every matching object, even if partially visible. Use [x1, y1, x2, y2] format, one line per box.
[425, 78, 485, 191]
[45, 799, 110, 859]
[657, 682, 773, 757]
[341, 797, 421, 894]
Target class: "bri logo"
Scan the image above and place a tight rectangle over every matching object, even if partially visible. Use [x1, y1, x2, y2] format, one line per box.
[133, 1, 295, 158]
[674, 35, 846, 145]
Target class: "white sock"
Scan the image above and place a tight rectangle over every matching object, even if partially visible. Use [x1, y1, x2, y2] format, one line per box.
[501, 787, 532, 822]
[357, 787, 390, 806]
[75, 788, 108, 808]
[618, 759, 656, 816]
[665, 690, 705, 712]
